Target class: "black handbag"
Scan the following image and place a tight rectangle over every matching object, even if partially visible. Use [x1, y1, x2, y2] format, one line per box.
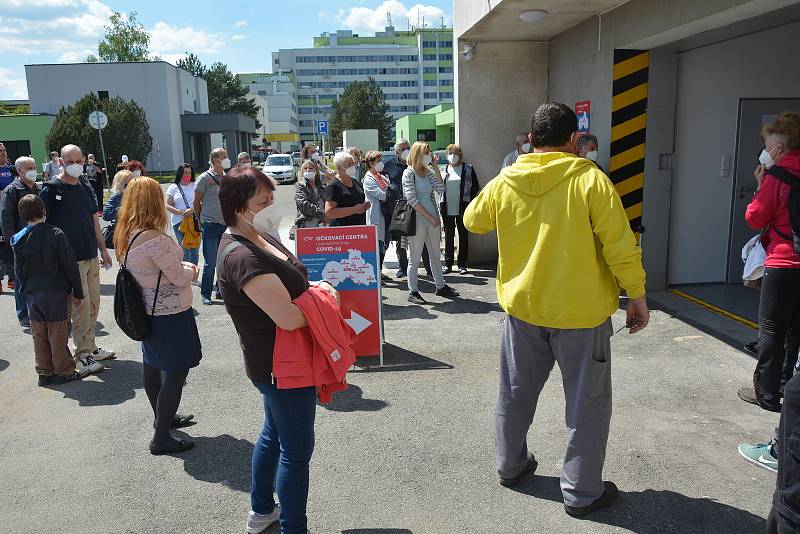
[388, 198, 416, 237]
[114, 230, 162, 341]
[102, 222, 116, 249]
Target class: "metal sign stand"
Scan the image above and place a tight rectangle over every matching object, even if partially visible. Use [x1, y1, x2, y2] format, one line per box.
[89, 110, 110, 192]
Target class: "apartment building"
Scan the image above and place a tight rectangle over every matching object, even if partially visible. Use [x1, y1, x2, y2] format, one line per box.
[272, 25, 454, 147]
[238, 72, 300, 153]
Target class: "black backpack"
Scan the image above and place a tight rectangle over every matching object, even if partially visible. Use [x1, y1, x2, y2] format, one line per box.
[114, 230, 162, 341]
[766, 166, 800, 253]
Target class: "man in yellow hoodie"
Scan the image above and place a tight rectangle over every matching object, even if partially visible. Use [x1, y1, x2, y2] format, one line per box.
[464, 102, 648, 517]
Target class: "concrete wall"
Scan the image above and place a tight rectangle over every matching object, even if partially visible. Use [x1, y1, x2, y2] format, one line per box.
[668, 19, 800, 284]
[0, 114, 54, 166]
[25, 62, 208, 172]
[454, 40, 549, 263]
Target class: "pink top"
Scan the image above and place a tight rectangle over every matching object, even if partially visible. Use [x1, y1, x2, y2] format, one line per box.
[125, 233, 195, 315]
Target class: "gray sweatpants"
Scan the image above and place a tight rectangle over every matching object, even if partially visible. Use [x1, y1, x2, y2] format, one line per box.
[495, 315, 613, 507]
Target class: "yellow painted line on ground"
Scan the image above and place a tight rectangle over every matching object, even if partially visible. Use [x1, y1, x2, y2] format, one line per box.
[610, 143, 645, 171]
[625, 202, 643, 220]
[611, 114, 647, 141]
[670, 290, 759, 330]
[613, 52, 649, 80]
[612, 83, 648, 112]
[615, 173, 644, 197]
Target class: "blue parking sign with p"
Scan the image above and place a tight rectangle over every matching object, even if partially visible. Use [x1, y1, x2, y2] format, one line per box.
[317, 120, 328, 135]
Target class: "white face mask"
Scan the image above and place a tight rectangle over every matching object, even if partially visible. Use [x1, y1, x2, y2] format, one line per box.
[447, 154, 460, 164]
[311, 152, 320, 161]
[131, 170, 141, 177]
[400, 149, 410, 161]
[65, 163, 83, 178]
[585, 150, 598, 162]
[374, 161, 385, 172]
[25, 170, 37, 181]
[345, 166, 357, 178]
[240, 207, 279, 235]
[220, 158, 232, 170]
[303, 171, 317, 181]
[759, 148, 777, 169]
[521, 143, 532, 154]
[423, 154, 433, 165]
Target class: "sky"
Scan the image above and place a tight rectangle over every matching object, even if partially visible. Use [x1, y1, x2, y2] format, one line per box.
[0, 0, 453, 100]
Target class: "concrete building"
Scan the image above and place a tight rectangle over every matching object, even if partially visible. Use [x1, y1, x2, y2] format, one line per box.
[272, 25, 454, 148]
[25, 62, 256, 172]
[238, 72, 300, 153]
[396, 104, 454, 151]
[455, 0, 800, 320]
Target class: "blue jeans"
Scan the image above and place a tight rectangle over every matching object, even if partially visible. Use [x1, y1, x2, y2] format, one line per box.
[173, 223, 200, 265]
[251, 381, 316, 534]
[200, 222, 226, 299]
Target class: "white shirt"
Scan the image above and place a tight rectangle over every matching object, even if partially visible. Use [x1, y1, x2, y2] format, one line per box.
[166, 182, 196, 225]
[445, 165, 462, 217]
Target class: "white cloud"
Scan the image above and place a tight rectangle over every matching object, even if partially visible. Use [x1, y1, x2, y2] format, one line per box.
[0, 68, 29, 99]
[330, 1, 450, 34]
[231, 34, 246, 41]
[57, 48, 96, 62]
[149, 21, 225, 56]
[234, 19, 247, 28]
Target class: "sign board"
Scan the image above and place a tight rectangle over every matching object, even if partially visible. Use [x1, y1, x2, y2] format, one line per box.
[316, 120, 329, 135]
[88, 110, 108, 130]
[575, 100, 590, 136]
[296, 225, 383, 364]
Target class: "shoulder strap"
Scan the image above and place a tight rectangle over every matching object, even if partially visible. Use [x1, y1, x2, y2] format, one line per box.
[216, 240, 243, 278]
[124, 230, 148, 266]
[767, 165, 800, 186]
[175, 183, 190, 206]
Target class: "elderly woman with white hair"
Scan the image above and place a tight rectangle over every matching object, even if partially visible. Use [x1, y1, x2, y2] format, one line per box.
[324, 152, 370, 227]
[237, 152, 252, 167]
[102, 169, 133, 223]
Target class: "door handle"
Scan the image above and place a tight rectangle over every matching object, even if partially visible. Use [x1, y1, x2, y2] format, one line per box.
[739, 186, 756, 193]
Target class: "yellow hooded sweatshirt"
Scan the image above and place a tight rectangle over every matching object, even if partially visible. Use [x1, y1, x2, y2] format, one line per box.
[464, 152, 646, 329]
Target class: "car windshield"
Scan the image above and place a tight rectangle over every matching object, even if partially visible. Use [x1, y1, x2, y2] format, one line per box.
[266, 156, 291, 166]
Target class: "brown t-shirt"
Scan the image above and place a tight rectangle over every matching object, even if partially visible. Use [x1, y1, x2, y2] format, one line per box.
[217, 232, 309, 382]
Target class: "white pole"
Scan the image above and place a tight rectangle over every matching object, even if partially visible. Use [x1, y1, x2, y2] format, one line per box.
[94, 111, 110, 192]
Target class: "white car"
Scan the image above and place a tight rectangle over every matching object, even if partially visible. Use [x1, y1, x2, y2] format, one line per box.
[262, 154, 296, 184]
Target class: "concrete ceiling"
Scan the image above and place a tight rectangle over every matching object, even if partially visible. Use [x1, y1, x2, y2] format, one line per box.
[459, 0, 626, 42]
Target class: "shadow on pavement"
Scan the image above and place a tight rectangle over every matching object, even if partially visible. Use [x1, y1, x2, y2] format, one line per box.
[100, 283, 116, 296]
[319, 384, 388, 412]
[93, 320, 111, 338]
[0, 359, 8, 372]
[382, 302, 437, 320]
[54, 359, 142, 406]
[180, 433, 254, 493]
[511, 474, 765, 534]
[353, 344, 453, 373]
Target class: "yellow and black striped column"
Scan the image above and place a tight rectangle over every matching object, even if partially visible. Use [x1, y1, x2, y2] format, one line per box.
[610, 49, 649, 235]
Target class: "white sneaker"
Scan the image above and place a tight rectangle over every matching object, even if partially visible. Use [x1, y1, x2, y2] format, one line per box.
[92, 347, 115, 361]
[76, 353, 104, 375]
[246, 505, 280, 534]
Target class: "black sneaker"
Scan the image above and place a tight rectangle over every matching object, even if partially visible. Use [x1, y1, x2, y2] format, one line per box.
[20, 318, 30, 328]
[395, 269, 407, 279]
[215, 291, 222, 300]
[407, 292, 426, 304]
[499, 453, 538, 487]
[150, 437, 195, 455]
[564, 481, 619, 517]
[435, 285, 460, 298]
[50, 372, 84, 385]
[744, 341, 759, 355]
[37, 375, 54, 387]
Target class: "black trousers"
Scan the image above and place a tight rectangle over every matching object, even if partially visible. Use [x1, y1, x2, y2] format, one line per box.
[443, 210, 469, 269]
[755, 268, 800, 412]
[768, 372, 800, 534]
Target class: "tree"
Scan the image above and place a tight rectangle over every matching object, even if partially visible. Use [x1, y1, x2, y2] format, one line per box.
[329, 78, 393, 149]
[0, 103, 30, 115]
[87, 11, 152, 62]
[45, 93, 153, 176]
[175, 53, 207, 77]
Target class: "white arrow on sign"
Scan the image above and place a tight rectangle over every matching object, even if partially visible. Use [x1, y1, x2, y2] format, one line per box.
[345, 310, 372, 335]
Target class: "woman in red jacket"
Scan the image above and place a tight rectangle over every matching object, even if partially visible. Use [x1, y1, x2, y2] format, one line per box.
[216, 166, 338, 534]
[738, 112, 800, 534]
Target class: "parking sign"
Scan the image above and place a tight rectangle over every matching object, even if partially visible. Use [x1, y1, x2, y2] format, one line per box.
[316, 120, 328, 135]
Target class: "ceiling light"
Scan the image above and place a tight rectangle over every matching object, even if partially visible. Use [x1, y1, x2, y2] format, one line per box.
[519, 10, 547, 23]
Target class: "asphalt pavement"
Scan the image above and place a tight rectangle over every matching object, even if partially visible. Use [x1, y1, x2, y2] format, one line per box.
[0, 182, 778, 533]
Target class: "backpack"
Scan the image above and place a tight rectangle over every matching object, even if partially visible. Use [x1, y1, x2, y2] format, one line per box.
[114, 230, 162, 341]
[766, 166, 800, 254]
[41, 177, 97, 221]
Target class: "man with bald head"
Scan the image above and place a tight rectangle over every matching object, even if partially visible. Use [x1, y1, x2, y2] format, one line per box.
[501, 133, 532, 169]
[1, 156, 41, 326]
[39, 144, 114, 375]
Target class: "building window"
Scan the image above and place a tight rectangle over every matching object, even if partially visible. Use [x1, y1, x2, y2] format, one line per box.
[423, 54, 437, 61]
[439, 92, 454, 99]
[423, 66, 437, 73]
[98, 90, 109, 100]
[438, 40, 452, 47]
[422, 40, 437, 48]
[439, 66, 453, 73]
[423, 79, 437, 86]
[416, 129, 436, 142]
[424, 104, 436, 111]
[299, 120, 313, 127]
[439, 79, 453, 86]
[257, 90, 267, 96]
[423, 92, 437, 99]
[438, 53, 453, 60]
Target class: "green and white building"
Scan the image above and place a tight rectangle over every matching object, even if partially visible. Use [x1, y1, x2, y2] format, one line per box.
[271, 25, 454, 147]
